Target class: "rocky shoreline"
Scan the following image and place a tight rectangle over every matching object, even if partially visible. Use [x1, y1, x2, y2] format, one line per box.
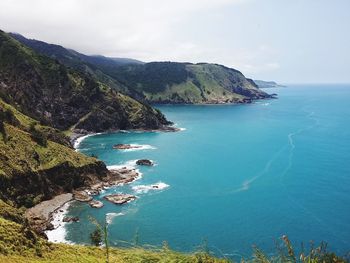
[25, 166, 141, 238]
[25, 193, 74, 236]
[28, 127, 175, 241]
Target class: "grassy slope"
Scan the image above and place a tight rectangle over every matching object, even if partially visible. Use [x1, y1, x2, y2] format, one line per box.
[145, 64, 247, 103]
[132, 63, 267, 104]
[0, 98, 96, 178]
[0, 97, 107, 207]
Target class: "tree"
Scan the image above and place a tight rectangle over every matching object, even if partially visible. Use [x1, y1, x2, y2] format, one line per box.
[90, 227, 102, 246]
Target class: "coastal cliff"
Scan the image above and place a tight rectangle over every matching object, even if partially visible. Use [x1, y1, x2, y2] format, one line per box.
[0, 30, 171, 133]
[113, 62, 272, 104]
[0, 97, 109, 207]
[10, 33, 273, 105]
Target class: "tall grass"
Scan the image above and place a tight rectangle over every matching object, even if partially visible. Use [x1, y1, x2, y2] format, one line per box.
[86, 217, 348, 263]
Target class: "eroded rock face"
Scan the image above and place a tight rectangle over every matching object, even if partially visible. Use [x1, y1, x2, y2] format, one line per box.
[104, 194, 136, 205]
[89, 200, 104, 208]
[136, 159, 153, 166]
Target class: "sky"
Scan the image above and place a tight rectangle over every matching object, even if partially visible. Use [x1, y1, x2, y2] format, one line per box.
[0, 0, 349, 83]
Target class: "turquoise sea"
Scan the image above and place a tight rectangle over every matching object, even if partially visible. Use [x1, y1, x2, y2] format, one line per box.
[67, 84, 350, 258]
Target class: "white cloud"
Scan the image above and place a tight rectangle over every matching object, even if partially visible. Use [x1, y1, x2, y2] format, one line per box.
[0, 0, 279, 76]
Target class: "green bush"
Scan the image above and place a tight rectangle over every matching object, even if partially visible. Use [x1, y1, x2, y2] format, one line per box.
[29, 122, 47, 147]
[90, 228, 102, 246]
[0, 119, 6, 142]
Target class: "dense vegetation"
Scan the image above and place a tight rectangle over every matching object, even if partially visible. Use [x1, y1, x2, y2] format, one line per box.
[10, 33, 272, 104]
[0, 97, 108, 207]
[0, 30, 170, 133]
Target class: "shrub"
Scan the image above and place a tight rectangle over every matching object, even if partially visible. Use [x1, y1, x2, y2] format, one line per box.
[29, 122, 47, 147]
[90, 227, 102, 246]
[0, 119, 6, 142]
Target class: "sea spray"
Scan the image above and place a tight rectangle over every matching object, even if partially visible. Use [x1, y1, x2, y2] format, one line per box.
[106, 212, 124, 225]
[45, 202, 74, 244]
[122, 144, 157, 152]
[132, 182, 169, 194]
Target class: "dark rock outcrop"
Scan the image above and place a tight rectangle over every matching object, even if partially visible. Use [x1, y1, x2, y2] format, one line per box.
[63, 216, 79, 223]
[136, 159, 153, 166]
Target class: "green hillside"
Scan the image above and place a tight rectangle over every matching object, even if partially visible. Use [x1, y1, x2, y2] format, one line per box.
[0, 31, 170, 133]
[0, 97, 108, 208]
[115, 62, 270, 104]
[10, 33, 273, 104]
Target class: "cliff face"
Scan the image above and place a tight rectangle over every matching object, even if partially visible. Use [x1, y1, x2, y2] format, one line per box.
[0, 98, 109, 207]
[11, 33, 273, 105]
[0, 31, 170, 133]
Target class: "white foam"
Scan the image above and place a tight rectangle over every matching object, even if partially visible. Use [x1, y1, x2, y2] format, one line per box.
[255, 101, 270, 106]
[73, 133, 102, 149]
[45, 202, 73, 244]
[106, 212, 124, 225]
[107, 160, 138, 170]
[132, 182, 169, 194]
[122, 144, 156, 152]
[172, 123, 186, 131]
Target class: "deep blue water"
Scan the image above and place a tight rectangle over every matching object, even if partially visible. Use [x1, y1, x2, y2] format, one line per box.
[67, 85, 350, 258]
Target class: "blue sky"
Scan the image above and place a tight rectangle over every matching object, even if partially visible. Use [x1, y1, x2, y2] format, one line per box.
[0, 0, 349, 83]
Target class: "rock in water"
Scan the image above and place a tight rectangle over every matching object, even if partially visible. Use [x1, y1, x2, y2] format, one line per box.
[104, 194, 136, 205]
[73, 191, 93, 202]
[112, 144, 141, 150]
[89, 200, 104, 208]
[136, 159, 153, 166]
[63, 216, 79, 223]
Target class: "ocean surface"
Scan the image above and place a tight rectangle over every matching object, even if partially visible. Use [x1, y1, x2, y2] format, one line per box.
[67, 84, 350, 258]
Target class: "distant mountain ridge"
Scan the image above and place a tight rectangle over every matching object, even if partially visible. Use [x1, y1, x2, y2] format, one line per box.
[254, 80, 285, 88]
[114, 62, 272, 103]
[10, 33, 274, 104]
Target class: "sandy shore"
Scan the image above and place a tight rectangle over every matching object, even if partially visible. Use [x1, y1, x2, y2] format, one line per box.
[25, 193, 73, 240]
[25, 193, 73, 221]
